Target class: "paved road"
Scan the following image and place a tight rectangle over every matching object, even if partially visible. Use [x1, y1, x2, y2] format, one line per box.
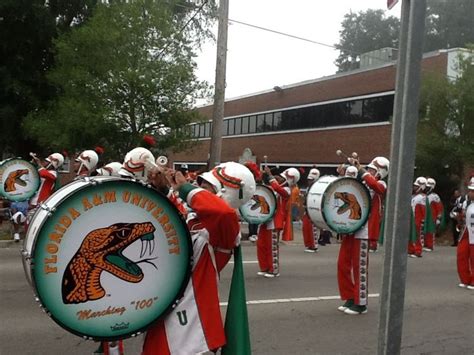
[1, 226, 472, 354]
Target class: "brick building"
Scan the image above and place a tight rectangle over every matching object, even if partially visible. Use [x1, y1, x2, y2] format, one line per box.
[168, 48, 462, 178]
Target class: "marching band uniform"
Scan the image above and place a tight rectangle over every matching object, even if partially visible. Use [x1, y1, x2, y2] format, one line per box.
[29, 153, 64, 207]
[256, 168, 299, 278]
[424, 178, 443, 251]
[337, 157, 389, 315]
[143, 162, 255, 354]
[409, 177, 427, 258]
[453, 179, 474, 289]
[302, 168, 320, 252]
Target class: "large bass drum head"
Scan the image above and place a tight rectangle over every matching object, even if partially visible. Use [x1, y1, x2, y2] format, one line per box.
[239, 184, 277, 225]
[0, 158, 40, 201]
[307, 176, 371, 234]
[27, 177, 192, 341]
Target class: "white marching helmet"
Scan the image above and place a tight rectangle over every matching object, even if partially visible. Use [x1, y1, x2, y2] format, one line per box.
[120, 147, 157, 181]
[280, 167, 300, 186]
[468, 177, 474, 191]
[426, 177, 436, 188]
[97, 162, 123, 177]
[200, 162, 256, 209]
[367, 156, 390, 180]
[76, 150, 99, 174]
[307, 168, 320, 181]
[45, 153, 65, 170]
[345, 166, 358, 178]
[414, 176, 427, 187]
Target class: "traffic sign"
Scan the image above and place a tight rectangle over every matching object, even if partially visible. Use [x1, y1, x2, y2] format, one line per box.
[387, 0, 399, 10]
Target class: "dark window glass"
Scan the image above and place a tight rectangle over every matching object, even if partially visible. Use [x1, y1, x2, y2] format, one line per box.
[235, 117, 242, 135]
[273, 112, 282, 130]
[222, 120, 229, 135]
[363, 96, 394, 123]
[199, 123, 205, 137]
[256, 114, 265, 132]
[249, 115, 257, 133]
[349, 100, 363, 122]
[204, 122, 211, 137]
[264, 113, 273, 131]
[228, 119, 235, 135]
[241, 116, 249, 134]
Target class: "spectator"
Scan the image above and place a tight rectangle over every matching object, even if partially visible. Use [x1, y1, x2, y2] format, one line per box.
[10, 200, 29, 242]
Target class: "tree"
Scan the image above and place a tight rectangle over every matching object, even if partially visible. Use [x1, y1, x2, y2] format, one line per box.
[425, 0, 474, 52]
[335, 1, 474, 73]
[334, 9, 400, 73]
[0, 0, 100, 158]
[25, 1, 215, 159]
[416, 48, 474, 197]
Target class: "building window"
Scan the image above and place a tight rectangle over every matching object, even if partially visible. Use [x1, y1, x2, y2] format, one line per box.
[241, 116, 249, 134]
[228, 119, 235, 135]
[249, 115, 257, 133]
[235, 117, 242, 135]
[257, 114, 265, 132]
[264, 113, 273, 131]
[222, 119, 229, 135]
[199, 123, 205, 137]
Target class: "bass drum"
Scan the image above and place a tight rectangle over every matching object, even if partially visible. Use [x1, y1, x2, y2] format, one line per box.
[306, 175, 371, 234]
[22, 176, 192, 341]
[0, 158, 40, 202]
[239, 184, 277, 225]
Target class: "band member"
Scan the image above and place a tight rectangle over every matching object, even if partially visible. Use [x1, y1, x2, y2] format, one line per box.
[424, 177, 443, 252]
[29, 152, 64, 208]
[74, 149, 99, 177]
[409, 177, 427, 258]
[143, 162, 255, 354]
[256, 167, 299, 278]
[302, 168, 320, 252]
[337, 156, 389, 315]
[451, 178, 474, 289]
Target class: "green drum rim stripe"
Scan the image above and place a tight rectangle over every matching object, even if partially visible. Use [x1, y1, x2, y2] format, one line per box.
[30, 179, 192, 341]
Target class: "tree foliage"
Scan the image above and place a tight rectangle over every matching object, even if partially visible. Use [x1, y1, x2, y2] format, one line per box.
[24, 1, 215, 159]
[417, 48, 474, 194]
[425, 0, 474, 52]
[335, 1, 474, 73]
[0, 0, 100, 158]
[334, 9, 400, 73]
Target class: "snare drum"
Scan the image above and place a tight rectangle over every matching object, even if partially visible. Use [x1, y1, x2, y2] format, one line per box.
[239, 184, 277, 225]
[0, 158, 40, 202]
[22, 176, 192, 341]
[306, 176, 370, 234]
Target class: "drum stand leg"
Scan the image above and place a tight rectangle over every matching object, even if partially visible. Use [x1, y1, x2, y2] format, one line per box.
[271, 230, 279, 275]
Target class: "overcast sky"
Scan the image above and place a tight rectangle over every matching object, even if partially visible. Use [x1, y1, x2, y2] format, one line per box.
[195, 0, 402, 101]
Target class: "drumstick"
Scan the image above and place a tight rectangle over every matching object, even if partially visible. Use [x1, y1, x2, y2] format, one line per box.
[336, 150, 359, 165]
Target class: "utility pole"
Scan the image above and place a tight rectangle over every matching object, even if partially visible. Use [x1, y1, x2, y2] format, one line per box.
[208, 0, 229, 169]
[377, 0, 426, 354]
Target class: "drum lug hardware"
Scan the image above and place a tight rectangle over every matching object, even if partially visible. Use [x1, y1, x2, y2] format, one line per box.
[40, 203, 50, 211]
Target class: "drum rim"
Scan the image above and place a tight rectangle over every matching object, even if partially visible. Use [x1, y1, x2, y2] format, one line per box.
[239, 184, 277, 225]
[0, 158, 40, 201]
[27, 177, 193, 341]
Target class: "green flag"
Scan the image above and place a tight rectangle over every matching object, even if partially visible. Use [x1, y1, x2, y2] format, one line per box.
[222, 245, 251, 355]
[423, 197, 436, 234]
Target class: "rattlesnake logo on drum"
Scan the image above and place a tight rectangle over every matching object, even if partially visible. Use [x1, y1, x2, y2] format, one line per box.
[62, 222, 156, 304]
[4, 169, 29, 192]
[250, 195, 270, 214]
[334, 192, 362, 220]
